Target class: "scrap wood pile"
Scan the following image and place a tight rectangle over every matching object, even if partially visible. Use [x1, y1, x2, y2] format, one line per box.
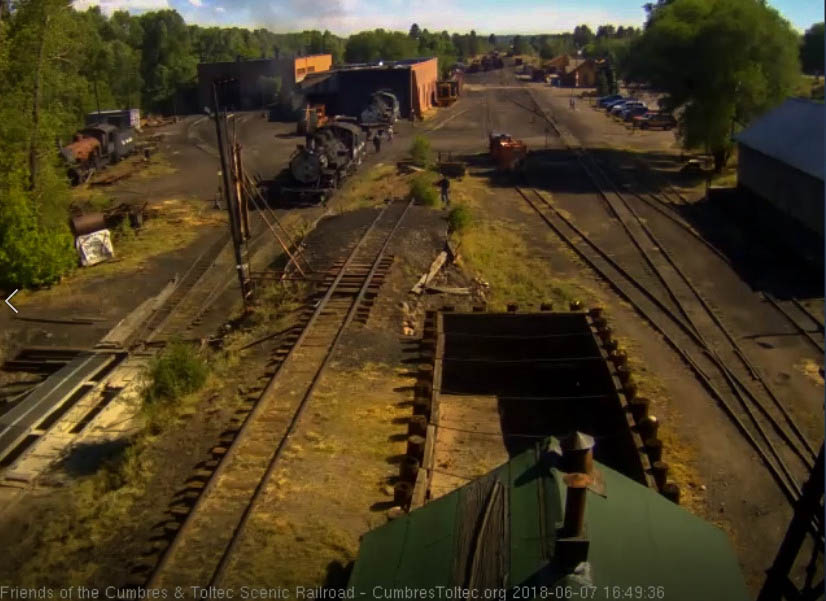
[141, 115, 177, 129]
[403, 240, 490, 336]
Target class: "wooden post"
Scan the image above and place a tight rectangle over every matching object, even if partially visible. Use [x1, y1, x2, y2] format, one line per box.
[213, 80, 252, 308]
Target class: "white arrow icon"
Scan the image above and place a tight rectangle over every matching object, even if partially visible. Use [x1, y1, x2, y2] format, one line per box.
[5, 289, 19, 314]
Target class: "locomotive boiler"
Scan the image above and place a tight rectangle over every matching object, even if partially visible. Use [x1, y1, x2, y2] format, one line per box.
[360, 90, 400, 126]
[283, 120, 367, 204]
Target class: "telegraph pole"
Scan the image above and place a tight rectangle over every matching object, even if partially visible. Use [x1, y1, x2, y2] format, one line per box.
[212, 79, 252, 309]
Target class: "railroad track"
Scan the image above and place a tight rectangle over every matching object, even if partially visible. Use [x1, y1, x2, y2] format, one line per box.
[129, 231, 232, 346]
[517, 184, 819, 513]
[511, 89, 820, 514]
[140, 196, 412, 590]
[762, 293, 825, 355]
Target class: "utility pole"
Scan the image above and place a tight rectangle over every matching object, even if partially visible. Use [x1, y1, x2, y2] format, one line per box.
[212, 79, 253, 310]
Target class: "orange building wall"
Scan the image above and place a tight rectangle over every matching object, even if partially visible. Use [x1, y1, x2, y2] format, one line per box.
[410, 58, 439, 117]
[294, 54, 332, 83]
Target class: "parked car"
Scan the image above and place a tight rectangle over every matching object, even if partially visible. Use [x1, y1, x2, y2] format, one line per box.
[640, 112, 677, 130]
[603, 98, 629, 110]
[621, 105, 649, 121]
[611, 101, 644, 116]
[597, 94, 623, 108]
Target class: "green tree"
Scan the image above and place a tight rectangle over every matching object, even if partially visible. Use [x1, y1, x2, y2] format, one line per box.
[0, 0, 81, 288]
[409, 23, 420, 39]
[138, 10, 197, 112]
[468, 30, 480, 57]
[513, 34, 530, 55]
[800, 22, 824, 75]
[488, 33, 496, 47]
[573, 24, 594, 48]
[596, 25, 616, 39]
[630, 0, 802, 171]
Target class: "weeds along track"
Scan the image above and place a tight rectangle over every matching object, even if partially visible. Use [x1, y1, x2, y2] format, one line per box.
[513, 88, 819, 517]
[141, 197, 412, 590]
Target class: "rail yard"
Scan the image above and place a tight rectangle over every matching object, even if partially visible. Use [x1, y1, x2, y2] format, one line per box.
[0, 40, 822, 601]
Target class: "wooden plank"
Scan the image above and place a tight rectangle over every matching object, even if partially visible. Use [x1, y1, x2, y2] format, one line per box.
[411, 465, 428, 510]
[411, 251, 448, 295]
[426, 286, 470, 295]
[0, 353, 115, 461]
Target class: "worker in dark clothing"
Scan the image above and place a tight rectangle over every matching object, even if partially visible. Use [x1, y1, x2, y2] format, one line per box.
[438, 176, 451, 207]
[373, 133, 382, 154]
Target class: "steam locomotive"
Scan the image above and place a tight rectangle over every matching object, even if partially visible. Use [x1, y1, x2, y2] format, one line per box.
[280, 91, 399, 205]
[282, 120, 367, 204]
[60, 122, 136, 186]
[360, 90, 400, 126]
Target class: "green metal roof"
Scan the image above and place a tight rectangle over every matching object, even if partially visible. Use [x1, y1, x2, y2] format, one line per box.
[348, 441, 749, 601]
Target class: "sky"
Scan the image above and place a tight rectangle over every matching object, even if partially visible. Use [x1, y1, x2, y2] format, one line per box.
[71, 0, 824, 34]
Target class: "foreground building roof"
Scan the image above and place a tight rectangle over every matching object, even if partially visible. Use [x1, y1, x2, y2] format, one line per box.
[348, 440, 749, 601]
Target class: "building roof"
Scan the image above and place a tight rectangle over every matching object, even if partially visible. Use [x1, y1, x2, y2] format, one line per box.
[298, 71, 336, 90]
[348, 440, 749, 600]
[733, 98, 824, 181]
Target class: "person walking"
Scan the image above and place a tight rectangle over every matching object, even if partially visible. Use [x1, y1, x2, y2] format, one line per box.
[373, 132, 382, 154]
[386, 126, 394, 144]
[569, 96, 576, 110]
[438, 176, 451, 208]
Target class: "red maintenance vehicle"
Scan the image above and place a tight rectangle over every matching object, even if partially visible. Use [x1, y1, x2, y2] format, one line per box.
[489, 132, 528, 173]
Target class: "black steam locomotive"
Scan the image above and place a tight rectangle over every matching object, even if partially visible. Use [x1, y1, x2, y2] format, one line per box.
[280, 91, 399, 205]
[281, 120, 367, 204]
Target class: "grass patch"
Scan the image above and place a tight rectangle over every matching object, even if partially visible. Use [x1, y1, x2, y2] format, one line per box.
[331, 163, 402, 213]
[143, 341, 208, 404]
[447, 205, 473, 232]
[135, 153, 177, 179]
[221, 362, 413, 589]
[458, 220, 588, 310]
[409, 135, 433, 168]
[409, 172, 439, 207]
[142, 341, 209, 433]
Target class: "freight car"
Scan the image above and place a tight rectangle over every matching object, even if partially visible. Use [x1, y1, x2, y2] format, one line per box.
[60, 123, 136, 186]
[281, 120, 367, 204]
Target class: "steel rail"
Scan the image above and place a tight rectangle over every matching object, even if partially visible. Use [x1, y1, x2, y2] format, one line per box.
[792, 298, 824, 333]
[579, 151, 818, 466]
[764, 293, 824, 355]
[144, 199, 405, 589]
[515, 185, 805, 506]
[518, 86, 816, 469]
[575, 151, 704, 342]
[208, 196, 413, 586]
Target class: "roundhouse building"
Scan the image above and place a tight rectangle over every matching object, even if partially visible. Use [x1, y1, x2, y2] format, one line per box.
[299, 57, 438, 119]
[732, 98, 824, 260]
[197, 53, 332, 113]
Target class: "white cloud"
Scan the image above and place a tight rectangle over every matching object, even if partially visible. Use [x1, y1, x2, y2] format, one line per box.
[188, 0, 203, 6]
[72, 0, 170, 13]
[215, 6, 225, 12]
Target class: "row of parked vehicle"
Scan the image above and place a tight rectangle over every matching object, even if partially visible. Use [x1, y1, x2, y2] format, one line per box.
[595, 94, 677, 130]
